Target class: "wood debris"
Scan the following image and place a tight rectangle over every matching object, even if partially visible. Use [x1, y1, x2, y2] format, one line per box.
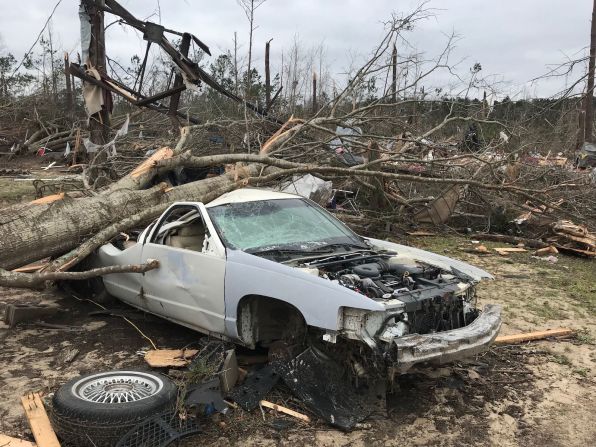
[20, 393, 60, 447]
[494, 328, 573, 345]
[533, 246, 559, 256]
[259, 400, 311, 423]
[144, 348, 199, 368]
[29, 193, 65, 205]
[548, 220, 596, 257]
[493, 247, 527, 255]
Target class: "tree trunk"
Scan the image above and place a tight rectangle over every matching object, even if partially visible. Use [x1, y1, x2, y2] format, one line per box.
[0, 164, 263, 270]
[585, 0, 596, 142]
[265, 39, 272, 109]
[391, 43, 397, 103]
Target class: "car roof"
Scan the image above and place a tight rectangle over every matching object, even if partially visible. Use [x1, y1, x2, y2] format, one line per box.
[205, 188, 300, 208]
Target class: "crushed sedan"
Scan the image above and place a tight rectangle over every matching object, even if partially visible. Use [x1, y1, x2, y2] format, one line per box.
[89, 188, 501, 377]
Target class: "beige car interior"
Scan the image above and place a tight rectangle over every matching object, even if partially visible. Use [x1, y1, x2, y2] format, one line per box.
[164, 219, 206, 252]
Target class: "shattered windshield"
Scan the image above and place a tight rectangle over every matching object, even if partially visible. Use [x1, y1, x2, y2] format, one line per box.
[207, 198, 364, 252]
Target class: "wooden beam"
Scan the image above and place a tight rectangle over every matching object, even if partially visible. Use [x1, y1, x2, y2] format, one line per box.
[259, 400, 311, 423]
[135, 85, 186, 107]
[494, 328, 573, 345]
[20, 393, 61, 447]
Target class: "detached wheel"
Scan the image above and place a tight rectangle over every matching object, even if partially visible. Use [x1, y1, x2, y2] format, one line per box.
[51, 370, 177, 447]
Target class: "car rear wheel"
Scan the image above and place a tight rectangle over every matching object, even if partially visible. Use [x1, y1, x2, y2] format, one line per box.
[51, 370, 177, 447]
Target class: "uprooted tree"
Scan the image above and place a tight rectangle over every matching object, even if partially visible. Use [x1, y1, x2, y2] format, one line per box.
[1, 6, 594, 289]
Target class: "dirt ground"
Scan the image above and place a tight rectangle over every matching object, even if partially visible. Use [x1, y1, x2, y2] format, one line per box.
[0, 232, 595, 446]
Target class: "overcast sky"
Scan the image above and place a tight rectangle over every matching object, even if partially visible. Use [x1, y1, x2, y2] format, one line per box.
[0, 0, 592, 99]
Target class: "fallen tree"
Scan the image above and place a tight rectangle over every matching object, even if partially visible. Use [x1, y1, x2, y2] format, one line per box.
[1, 5, 594, 291]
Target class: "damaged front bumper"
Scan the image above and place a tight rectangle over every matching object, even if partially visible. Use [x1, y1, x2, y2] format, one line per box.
[389, 304, 502, 374]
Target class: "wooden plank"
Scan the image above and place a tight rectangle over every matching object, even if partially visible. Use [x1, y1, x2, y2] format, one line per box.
[259, 400, 311, 423]
[494, 328, 573, 345]
[144, 349, 199, 368]
[0, 434, 37, 447]
[406, 231, 436, 237]
[20, 393, 60, 447]
[130, 147, 173, 178]
[493, 247, 527, 256]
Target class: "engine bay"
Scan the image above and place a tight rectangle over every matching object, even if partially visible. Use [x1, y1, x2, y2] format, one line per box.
[295, 250, 479, 335]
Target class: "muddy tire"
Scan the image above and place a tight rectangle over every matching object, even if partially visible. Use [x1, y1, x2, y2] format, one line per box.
[51, 370, 177, 447]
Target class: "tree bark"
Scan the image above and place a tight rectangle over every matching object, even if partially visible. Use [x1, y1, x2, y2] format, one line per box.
[0, 260, 159, 289]
[265, 39, 272, 109]
[0, 164, 263, 270]
[391, 43, 397, 103]
[585, 0, 596, 142]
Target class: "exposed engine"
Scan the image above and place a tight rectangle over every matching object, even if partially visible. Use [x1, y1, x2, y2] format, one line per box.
[298, 251, 479, 335]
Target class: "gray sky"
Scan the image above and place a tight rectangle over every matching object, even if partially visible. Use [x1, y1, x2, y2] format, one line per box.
[0, 0, 592, 98]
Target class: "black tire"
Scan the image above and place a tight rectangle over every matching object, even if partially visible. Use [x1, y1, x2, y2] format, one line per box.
[51, 370, 177, 447]
[87, 276, 115, 304]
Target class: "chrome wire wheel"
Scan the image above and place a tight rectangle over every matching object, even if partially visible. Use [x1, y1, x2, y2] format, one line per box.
[71, 371, 164, 404]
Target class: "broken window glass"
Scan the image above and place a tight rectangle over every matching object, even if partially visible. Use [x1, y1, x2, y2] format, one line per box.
[207, 198, 362, 252]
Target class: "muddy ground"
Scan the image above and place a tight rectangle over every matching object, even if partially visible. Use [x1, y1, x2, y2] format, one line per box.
[1, 231, 594, 446]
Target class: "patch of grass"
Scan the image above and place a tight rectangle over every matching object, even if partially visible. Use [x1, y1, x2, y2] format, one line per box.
[185, 357, 220, 384]
[573, 367, 589, 378]
[536, 257, 596, 316]
[527, 300, 566, 321]
[550, 353, 572, 366]
[576, 329, 595, 345]
[0, 178, 36, 204]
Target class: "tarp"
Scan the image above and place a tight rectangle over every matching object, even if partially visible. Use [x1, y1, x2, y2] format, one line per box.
[277, 174, 333, 206]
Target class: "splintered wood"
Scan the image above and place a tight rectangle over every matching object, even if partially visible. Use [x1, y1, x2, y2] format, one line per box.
[130, 147, 173, 178]
[548, 220, 596, 257]
[144, 349, 199, 367]
[494, 328, 573, 345]
[29, 193, 65, 205]
[20, 393, 60, 447]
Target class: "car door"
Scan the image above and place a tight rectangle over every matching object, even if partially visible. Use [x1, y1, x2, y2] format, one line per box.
[140, 203, 227, 335]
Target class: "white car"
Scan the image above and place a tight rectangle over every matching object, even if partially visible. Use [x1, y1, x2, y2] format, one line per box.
[90, 188, 501, 375]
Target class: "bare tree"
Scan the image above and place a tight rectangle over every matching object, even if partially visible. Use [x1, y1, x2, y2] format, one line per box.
[236, 0, 267, 97]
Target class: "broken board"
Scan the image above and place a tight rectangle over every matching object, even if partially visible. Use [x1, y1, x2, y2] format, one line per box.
[20, 393, 60, 447]
[493, 247, 527, 255]
[144, 349, 199, 368]
[260, 400, 311, 423]
[494, 328, 573, 345]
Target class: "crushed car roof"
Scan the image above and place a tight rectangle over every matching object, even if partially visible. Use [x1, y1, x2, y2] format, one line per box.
[206, 188, 299, 207]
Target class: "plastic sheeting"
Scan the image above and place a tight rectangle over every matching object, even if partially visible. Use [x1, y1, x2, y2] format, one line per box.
[83, 114, 130, 156]
[277, 174, 333, 206]
[79, 3, 91, 65]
